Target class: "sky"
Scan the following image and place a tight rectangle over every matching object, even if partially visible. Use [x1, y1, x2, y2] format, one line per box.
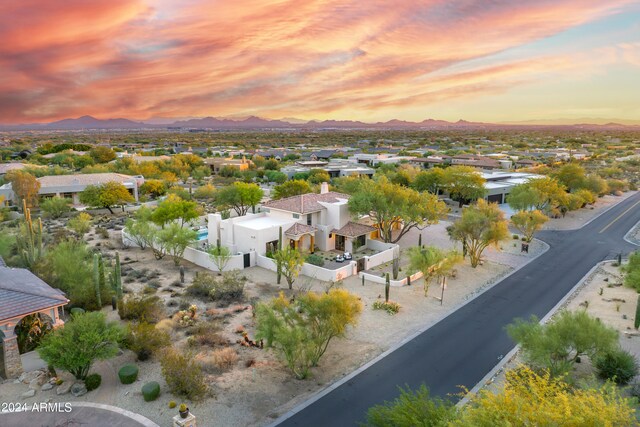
[1, 0, 639, 124]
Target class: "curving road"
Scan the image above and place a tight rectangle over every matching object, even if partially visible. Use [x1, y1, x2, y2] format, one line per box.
[274, 193, 640, 427]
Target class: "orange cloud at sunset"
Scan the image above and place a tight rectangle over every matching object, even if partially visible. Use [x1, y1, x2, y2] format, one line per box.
[0, 0, 639, 123]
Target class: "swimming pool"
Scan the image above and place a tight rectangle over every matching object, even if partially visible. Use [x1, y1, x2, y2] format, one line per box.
[196, 228, 208, 241]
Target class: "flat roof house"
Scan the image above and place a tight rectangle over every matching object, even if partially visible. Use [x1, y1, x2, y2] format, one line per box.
[281, 159, 375, 179]
[481, 171, 544, 204]
[204, 156, 253, 174]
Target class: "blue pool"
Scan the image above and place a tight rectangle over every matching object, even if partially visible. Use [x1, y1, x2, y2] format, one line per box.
[196, 229, 208, 241]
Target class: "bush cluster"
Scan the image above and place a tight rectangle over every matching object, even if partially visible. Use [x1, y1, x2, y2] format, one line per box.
[306, 254, 325, 267]
[118, 295, 164, 323]
[373, 300, 401, 315]
[187, 270, 245, 303]
[160, 347, 207, 400]
[124, 322, 171, 361]
[595, 348, 639, 385]
[85, 373, 102, 391]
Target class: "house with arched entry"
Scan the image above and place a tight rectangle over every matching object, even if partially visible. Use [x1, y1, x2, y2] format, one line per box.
[0, 265, 68, 379]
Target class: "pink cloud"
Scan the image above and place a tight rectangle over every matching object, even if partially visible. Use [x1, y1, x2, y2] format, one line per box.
[0, 0, 636, 123]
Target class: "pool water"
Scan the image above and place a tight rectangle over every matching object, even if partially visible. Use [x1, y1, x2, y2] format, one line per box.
[196, 229, 208, 241]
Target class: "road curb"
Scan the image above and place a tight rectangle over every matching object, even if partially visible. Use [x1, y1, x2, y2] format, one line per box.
[266, 240, 550, 427]
[457, 259, 611, 407]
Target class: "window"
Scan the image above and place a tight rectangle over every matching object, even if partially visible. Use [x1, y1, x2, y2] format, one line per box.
[307, 214, 312, 226]
[293, 214, 300, 219]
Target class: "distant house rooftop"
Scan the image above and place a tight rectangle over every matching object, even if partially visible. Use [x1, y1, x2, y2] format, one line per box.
[0, 163, 31, 175]
[38, 173, 140, 189]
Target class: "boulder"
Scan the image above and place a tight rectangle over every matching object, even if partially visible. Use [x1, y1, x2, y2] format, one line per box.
[70, 382, 87, 397]
[29, 373, 47, 390]
[22, 389, 36, 399]
[21, 370, 45, 384]
[56, 381, 72, 395]
[41, 383, 54, 391]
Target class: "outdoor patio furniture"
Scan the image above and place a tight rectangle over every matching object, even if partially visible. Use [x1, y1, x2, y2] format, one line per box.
[335, 254, 345, 262]
[343, 252, 353, 260]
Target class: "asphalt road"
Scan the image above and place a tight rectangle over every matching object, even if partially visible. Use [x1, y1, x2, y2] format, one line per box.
[275, 193, 640, 427]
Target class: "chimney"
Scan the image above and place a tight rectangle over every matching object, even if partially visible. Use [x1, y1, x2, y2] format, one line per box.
[320, 182, 329, 194]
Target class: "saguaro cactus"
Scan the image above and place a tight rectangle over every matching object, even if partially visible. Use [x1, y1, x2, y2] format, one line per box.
[635, 295, 640, 330]
[418, 234, 422, 248]
[180, 265, 185, 283]
[276, 226, 283, 285]
[113, 251, 123, 299]
[385, 273, 390, 303]
[19, 200, 44, 268]
[392, 255, 399, 280]
[93, 254, 102, 307]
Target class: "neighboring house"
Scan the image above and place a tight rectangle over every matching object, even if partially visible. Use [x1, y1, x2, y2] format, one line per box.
[0, 173, 143, 206]
[208, 182, 376, 256]
[348, 153, 415, 166]
[0, 265, 69, 378]
[482, 171, 544, 204]
[281, 159, 375, 179]
[204, 156, 253, 174]
[41, 149, 87, 159]
[450, 154, 506, 170]
[514, 158, 539, 169]
[0, 163, 30, 177]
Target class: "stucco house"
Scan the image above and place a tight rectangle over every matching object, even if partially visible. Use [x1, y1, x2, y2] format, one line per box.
[207, 183, 376, 256]
[0, 172, 143, 206]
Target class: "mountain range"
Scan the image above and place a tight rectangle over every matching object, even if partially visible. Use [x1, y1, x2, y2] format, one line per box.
[1, 115, 638, 131]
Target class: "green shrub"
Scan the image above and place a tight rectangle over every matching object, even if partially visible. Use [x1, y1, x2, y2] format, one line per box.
[118, 295, 164, 323]
[85, 373, 102, 391]
[210, 270, 245, 302]
[124, 322, 171, 361]
[373, 300, 401, 315]
[142, 381, 161, 402]
[306, 253, 325, 267]
[187, 271, 245, 303]
[168, 400, 177, 409]
[70, 307, 86, 316]
[40, 197, 71, 219]
[365, 384, 458, 427]
[187, 272, 215, 298]
[595, 348, 638, 385]
[118, 364, 139, 384]
[160, 348, 207, 400]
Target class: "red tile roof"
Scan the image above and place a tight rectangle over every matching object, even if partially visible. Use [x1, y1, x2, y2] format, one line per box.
[263, 191, 349, 214]
[332, 221, 376, 237]
[284, 223, 316, 237]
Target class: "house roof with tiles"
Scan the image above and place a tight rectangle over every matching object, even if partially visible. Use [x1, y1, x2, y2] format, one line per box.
[263, 191, 350, 214]
[284, 223, 317, 237]
[0, 267, 68, 322]
[332, 221, 376, 237]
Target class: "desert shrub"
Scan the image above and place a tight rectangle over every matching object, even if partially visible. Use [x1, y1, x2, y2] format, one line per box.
[373, 300, 401, 315]
[306, 254, 325, 267]
[507, 310, 619, 377]
[365, 384, 458, 427]
[125, 322, 171, 361]
[70, 307, 85, 316]
[160, 347, 207, 400]
[85, 373, 102, 391]
[210, 270, 245, 302]
[187, 272, 216, 298]
[40, 197, 71, 218]
[147, 279, 162, 289]
[118, 364, 139, 384]
[38, 312, 123, 380]
[96, 227, 110, 239]
[155, 318, 176, 335]
[174, 305, 198, 327]
[595, 348, 639, 385]
[186, 321, 228, 347]
[142, 286, 157, 295]
[211, 347, 238, 371]
[118, 295, 164, 323]
[623, 252, 640, 292]
[168, 400, 177, 409]
[142, 381, 161, 402]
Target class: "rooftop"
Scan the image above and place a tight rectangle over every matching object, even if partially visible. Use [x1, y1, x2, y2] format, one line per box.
[38, 173, 139, 189]
[263, 191, 350, 214]
[332, 221, 376, 237]
[285, 223, 317, 237]
[0, 267, 69, 322]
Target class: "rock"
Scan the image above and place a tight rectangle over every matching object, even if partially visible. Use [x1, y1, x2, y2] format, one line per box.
[22, 389, 36, 399]
[70, 382, 87, 397]
[56, 382, 72, 395]
[41, 383, 53, 391]
[18, 372, 28, 382]
[13, 379, 21, 384]
[21, 370, 44, 384]
[29, 374, 47, 390]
